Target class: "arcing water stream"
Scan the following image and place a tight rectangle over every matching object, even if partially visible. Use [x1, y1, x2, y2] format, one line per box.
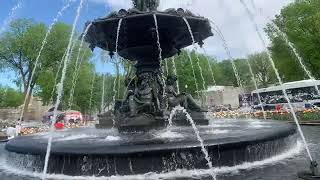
[202, 48, 217, 86]
[271, 22, 320, 95]
[0, 0, 22, 34]
[18, 1, 71, 125]
[183, 17, 207, 91]
[167, 106, 217, 180]
[240, 0, 314, 162]
[249, 1, 320, 96]
[68, 23, 93, 109]
[209, 19, 259, 118]
[42, 0, 85, 178]
[49, 48, 68, 103]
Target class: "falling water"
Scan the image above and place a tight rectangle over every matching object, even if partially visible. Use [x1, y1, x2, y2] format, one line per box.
[0, 0, 22, 34]
[101, 74, 106, 113]
[110, 72, 118, 110]
[169, 106, 216, 180]
[186, 51, 200, 98]
[171, 57, 180, 94]
[240, 0, 314, 162]
[179, 19, 200, 97]
[18, 1, 71, 124]
[210, 20, 243, 89]
[183, 17, 207, 91]
[111, 18, 123, 104]
[209, 19, 253, 117]
[164, 60, 169, 76]
[115, 19, 122, 54]
[153, 14, 167, 103]
[42, 0, 85, 179]
[245, 58, 267, 120]
[68, 51, 86, 108]
[271, 23, 320, 95]
[88, 73, 96, 114]
[202, 48, 217, 85]
[117, 67, 122, 99]
[153, 14, 162, 62]
[68, 23, 93, 109]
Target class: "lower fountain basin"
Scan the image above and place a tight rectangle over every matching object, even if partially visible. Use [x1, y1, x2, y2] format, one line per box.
[4, 119, 296, 176]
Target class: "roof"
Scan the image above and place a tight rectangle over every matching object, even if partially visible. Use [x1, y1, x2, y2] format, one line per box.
[252, 79, 320, 94]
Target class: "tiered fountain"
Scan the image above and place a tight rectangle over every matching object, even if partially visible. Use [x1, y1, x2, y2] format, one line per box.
[4, 0, 298, 177]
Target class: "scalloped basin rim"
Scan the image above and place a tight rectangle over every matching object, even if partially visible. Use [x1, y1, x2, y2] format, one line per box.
[5, 120, 296, 156]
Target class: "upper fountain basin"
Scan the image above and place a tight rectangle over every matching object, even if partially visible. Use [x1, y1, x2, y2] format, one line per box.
[83, 8, 213, 62]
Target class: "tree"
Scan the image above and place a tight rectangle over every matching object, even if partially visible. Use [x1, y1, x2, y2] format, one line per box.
[0, 86, 23, 108]
[248, 52, 276, 87]
[265, 0, 320, 81]
[0, 19, 94, 118]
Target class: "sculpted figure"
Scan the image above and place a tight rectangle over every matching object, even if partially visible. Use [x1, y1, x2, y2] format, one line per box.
[132, 0, 160, 11]
[128, 72, 164, 117]
[166, 75, 204, 111]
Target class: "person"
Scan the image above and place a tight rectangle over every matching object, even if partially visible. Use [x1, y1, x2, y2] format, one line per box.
[166, 75, 205, 111]
[6, 126, 18, 139]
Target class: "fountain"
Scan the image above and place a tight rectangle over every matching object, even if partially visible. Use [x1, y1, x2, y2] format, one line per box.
[4, 0, 298, 178]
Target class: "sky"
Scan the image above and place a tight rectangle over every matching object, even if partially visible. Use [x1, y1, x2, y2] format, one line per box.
[0, 0, 293, 88]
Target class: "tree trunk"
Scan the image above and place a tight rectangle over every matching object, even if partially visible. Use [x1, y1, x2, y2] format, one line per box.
[22, 88, 32, 121]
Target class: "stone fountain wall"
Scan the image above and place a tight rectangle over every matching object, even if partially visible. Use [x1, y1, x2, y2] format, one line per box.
[0, 96, 51, 128]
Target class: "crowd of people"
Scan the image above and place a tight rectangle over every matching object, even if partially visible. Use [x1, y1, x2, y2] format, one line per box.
[253, 92, 320, 105]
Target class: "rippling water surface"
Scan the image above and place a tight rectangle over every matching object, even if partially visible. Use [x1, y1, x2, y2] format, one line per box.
[0, 126, 319, 180]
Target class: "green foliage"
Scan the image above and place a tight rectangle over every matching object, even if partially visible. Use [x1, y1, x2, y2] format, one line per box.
[265, 0, 320, 81]
[0, 86, 23, 107]
[0, 18, 95, 114]
[247, 52, 276, 87]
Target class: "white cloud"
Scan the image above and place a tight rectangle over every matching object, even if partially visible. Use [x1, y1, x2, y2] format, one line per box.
[90, 0, 293, 59]
[159, 0, 292, 59]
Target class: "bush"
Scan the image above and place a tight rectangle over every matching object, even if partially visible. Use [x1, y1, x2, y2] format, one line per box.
[0, 87, 24, 108]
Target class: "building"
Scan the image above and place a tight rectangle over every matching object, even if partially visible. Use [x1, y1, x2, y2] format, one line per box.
[201, 86, 244, 108]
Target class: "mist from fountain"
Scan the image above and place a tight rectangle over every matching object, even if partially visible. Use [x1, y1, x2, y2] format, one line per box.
[0, 0, 22, 34]
[240, 0, 313, 162]
[18, 1, 71, 124]
[42, 0, 85, 178]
